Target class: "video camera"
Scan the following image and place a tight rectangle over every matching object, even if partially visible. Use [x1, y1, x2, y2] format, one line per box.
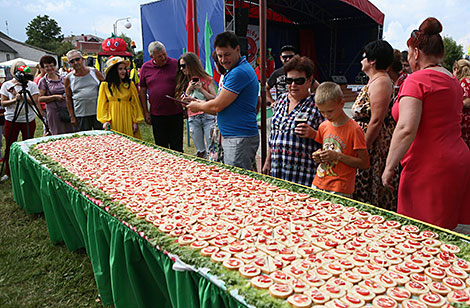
[14, 65, 34, 86]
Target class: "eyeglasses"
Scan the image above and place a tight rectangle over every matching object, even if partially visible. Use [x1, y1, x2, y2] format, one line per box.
[179, 63, 186, 69]
[69, 57, 81, 64]
[286, 77, 306, 85]
[282, 55, 294, 61]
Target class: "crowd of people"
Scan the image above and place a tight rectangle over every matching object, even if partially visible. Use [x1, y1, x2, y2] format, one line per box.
[0, 16, 469, 231]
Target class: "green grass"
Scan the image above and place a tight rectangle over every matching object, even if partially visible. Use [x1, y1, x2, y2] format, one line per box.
[0, 121, 195, 308]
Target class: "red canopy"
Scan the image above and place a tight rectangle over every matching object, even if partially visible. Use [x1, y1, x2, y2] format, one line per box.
[340, 0, 384, 25]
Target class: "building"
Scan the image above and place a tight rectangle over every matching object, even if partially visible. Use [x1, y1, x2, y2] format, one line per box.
[65, 34, 103, 55]
[0, 31, 56, 63]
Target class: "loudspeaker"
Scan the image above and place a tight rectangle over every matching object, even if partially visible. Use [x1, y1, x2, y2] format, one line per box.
[331, 75, 348, 84]
[238, 36, 249, 57]
[235, 7, 249, 37]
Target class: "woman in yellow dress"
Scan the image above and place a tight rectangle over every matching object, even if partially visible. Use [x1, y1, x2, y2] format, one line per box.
[97, 56, 143, 138]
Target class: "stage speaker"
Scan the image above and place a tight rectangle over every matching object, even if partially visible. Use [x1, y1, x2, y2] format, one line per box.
[331, 75, 348, 84]
[235, 7, 249, 37]
[238, 36, 249, 57]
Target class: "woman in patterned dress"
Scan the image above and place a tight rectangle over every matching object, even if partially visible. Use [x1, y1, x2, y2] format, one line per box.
[453, 59, 470, 149]
[262, 56, 324, 186]
[352, 40, 399, 211]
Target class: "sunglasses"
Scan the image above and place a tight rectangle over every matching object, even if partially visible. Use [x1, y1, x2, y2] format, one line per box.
[282, 55, 294, 60]
[286, 77, 306, 85]
[179, 63, 186, 69]
[69, 57, 81, 64]
[411, 29, 419, 40]
[362, 52, 367, 59]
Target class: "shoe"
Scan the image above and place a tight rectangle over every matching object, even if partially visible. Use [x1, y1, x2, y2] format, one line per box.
[1, 175, 9, 181]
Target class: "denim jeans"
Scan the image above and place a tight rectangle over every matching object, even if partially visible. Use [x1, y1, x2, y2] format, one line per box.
[188, 113, 216, 156]
[222, 134, 259, 170]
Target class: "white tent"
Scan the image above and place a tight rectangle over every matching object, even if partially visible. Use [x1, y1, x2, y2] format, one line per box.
[0, 58, 39, 67]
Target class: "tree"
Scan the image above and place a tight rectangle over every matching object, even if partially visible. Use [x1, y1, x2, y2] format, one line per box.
[443, 36, 463, 71]
[25, 15, 64, 52]
[56, 41, 75, 57]
[117, 33, 136, 55]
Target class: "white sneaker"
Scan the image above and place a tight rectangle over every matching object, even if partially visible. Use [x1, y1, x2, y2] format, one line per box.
[1, 175, 9, 181]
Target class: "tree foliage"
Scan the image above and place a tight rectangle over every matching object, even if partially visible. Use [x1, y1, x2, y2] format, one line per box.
[25, 15, 64, 52]
[116, 33, 136, 54]
[443, 36, 463, 71]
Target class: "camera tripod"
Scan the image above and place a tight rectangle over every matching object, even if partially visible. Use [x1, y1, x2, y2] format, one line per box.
[0, 81, 50, 180]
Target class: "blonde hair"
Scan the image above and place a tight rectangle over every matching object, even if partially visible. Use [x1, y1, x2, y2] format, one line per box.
[315, 81, 343, 105]
[10, 60, 26, 76]
[453, 59, 470, 81]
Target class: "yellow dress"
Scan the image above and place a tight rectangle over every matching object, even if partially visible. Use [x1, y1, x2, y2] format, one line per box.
[97, 81, 144, 139]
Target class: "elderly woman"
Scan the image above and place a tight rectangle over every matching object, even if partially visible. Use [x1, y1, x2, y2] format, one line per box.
[352, 39, 398, 211]
[38, 55, 75, 135]
[383, 17, 470, 229]
[0, 60, 42, 180]
[453, 59, 470, 148]
[262, 55, 324, 186]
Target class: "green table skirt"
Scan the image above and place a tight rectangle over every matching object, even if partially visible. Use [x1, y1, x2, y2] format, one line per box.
[9, 143, 247, 308]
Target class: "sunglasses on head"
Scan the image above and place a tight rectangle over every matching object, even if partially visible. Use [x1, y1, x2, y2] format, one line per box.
[286, 77, 306, 85]
[179, 63, 186, 69]
[282, 55, 294, 60]
[411, 29, 419, 40]
[69, 57, 81, 64]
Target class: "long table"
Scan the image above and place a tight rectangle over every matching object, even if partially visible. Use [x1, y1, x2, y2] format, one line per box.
[9, 132, 470, 308]
[9, 133, 249, 308]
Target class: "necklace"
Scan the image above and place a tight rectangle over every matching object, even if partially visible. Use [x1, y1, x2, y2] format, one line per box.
[423, 63, 442, 69]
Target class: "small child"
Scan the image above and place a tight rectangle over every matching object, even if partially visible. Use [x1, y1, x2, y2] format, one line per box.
[311, 82, 369, 198]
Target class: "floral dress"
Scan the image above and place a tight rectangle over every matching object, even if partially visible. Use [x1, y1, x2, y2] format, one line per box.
[460, 78, 470, 148]
[352, 85, 399, 211]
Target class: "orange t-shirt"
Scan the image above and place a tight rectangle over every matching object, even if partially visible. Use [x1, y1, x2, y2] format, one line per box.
[313, 118, 366, 194]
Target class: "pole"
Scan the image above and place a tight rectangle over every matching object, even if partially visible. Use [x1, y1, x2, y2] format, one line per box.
[259, 0, 267, 166]
[192, 0, 198, 54]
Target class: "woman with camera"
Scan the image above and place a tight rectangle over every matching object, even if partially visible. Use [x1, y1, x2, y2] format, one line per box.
[175, 52, 217, 158]
[38, 55, 75, 135]
[0, 60, 42, 180]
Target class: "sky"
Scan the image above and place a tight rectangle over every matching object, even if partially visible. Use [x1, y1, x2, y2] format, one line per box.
[0, 0, 469, 55]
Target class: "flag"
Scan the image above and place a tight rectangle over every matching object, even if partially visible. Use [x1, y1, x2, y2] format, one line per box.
[185, 0, 199, 54]
[186, 0, 196, 53]
[204, 13, 213, 76]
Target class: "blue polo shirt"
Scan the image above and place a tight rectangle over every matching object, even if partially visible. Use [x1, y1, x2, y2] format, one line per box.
[217, 56, 259, 137]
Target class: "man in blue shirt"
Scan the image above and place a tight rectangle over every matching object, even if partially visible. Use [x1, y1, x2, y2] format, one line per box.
[187, 32, 259, 170]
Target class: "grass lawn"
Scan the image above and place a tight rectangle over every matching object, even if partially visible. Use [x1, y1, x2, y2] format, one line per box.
[0, 120, 195, 307]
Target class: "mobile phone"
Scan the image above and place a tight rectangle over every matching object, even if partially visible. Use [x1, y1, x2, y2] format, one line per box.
[192, 77, 199, 82]
[165, 95, 189, 106]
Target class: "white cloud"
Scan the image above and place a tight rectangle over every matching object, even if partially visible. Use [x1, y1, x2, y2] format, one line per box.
[24, 0, 72, 13]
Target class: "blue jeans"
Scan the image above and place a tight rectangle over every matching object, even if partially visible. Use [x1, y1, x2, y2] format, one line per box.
[222, 134, 259, 170]
[188, 113, 216, 156]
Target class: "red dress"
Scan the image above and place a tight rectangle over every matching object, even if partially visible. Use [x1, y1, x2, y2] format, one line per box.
[460, 78, 470, 148]
[393, 70, 470, 229]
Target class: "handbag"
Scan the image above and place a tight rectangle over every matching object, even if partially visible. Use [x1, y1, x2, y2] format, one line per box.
[44, 76, 71, 123]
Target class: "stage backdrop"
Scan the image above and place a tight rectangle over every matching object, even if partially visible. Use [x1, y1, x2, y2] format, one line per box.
[141, 0, 224, 70]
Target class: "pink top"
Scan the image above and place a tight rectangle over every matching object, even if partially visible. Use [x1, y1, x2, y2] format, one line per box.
[393, 69, 470, 229]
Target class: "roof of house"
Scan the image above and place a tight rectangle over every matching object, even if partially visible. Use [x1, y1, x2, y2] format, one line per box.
[0, 39, 17, 53]
[0, 31, 57, 55]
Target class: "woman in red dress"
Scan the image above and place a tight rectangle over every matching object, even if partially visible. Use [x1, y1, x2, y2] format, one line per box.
[453, 59, 470, 149]
[382, 17, 470, 230]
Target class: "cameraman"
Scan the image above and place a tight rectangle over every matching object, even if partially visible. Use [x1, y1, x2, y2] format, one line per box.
[0, 60, 41, 181]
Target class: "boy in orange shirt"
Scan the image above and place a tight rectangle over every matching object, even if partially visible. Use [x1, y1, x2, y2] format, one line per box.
[311, 82, 369, 197]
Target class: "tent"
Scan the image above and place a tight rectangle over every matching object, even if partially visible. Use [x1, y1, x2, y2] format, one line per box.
[0, 58, 39, 68]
